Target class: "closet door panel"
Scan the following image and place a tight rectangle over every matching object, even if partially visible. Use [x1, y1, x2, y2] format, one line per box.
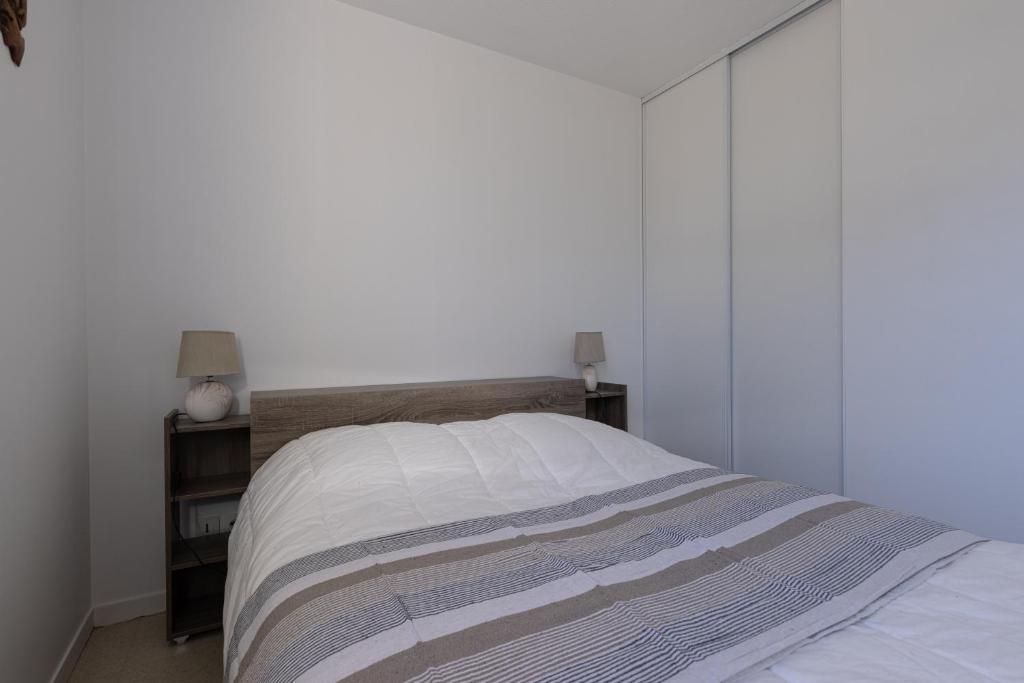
[730, 1, 842, 491]
[643, 60, 730, 467]
[843, 0, 1024, 540]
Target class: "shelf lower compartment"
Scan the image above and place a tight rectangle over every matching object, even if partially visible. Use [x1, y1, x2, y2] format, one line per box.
[171, 532, 230, 571]
[170, 593, 224, 639]
[173, 472, 250, 501]
[169, 562, 227, 640]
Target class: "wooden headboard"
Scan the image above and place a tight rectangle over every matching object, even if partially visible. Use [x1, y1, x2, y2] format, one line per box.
[249, 376, 585, 473]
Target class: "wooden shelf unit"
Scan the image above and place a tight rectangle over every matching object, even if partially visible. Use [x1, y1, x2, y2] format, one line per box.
[164, 410, 250, 642]
[585, 382, 628, 431]
[169, 574, 228, 638]
[173, 472, 250, 501]
[170, 531, 231, 570]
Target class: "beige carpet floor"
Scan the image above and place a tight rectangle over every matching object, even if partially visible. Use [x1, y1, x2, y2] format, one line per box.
[69, 614, 222, 682]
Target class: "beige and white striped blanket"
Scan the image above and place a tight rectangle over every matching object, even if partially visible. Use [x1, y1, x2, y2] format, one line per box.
[225, 467, 979, 682]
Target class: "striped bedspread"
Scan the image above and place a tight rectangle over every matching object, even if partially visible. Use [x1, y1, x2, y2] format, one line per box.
[225, 468, 980, 683]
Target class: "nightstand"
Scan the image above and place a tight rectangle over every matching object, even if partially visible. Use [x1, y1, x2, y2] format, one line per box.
[585, 382, 627, 431]
[163, 410, 250, 643]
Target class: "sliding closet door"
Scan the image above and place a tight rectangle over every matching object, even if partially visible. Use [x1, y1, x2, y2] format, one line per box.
[730, 1, 842, 492]
[643, 60, 730, 468]
[843, 1, 1024, 540]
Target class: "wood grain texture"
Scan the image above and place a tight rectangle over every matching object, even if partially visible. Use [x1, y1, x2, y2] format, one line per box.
[250, 377, 586, 473]
[164, 410, 250, 641]
[585, 382, 628, 431]
[173, 414, 250, 434]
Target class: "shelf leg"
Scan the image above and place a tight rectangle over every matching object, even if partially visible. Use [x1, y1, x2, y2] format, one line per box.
[172, 635, 190, 645]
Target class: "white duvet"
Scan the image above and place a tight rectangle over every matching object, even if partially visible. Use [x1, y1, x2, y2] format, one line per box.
[225, 413, 1024, 682]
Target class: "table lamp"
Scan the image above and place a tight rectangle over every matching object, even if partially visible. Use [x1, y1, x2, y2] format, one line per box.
[574, 331, 605, 392]
[176, 330, 240, 422]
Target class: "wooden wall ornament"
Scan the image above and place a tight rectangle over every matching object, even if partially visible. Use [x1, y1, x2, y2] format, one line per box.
[0, 0, 26, 67]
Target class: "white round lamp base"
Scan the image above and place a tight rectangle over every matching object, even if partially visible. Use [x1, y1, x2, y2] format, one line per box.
[184, 381, 233, 422]
[582, 364, 598, 392]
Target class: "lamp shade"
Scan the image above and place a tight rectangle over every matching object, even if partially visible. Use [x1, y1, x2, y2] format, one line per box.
[573, 331, 605, 364]
[176, 331, 240, 378]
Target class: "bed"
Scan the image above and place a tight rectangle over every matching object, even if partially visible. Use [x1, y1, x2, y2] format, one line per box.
[224, 377, 1024, 682]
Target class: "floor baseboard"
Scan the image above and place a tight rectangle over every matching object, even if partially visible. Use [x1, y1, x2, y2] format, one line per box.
[93, 590, 165, 627]
[51, 609, 93, 683]
[51, 592, 166, 682]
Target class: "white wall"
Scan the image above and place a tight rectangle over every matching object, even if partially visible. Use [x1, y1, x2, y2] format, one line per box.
[842, 0, 1024, 541]
[83, 0, 641, 609]
[0, 1, 91, 680]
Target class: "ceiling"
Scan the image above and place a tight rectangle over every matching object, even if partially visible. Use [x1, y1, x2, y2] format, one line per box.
[338, 0, 807, 97]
